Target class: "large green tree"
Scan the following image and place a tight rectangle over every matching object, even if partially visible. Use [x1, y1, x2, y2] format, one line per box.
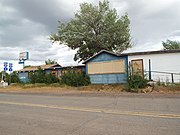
[162, 40, 180, 50]
[50, 0, 131, 62]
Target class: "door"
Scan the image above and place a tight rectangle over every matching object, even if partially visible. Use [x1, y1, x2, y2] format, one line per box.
[131, 59, 144, 77]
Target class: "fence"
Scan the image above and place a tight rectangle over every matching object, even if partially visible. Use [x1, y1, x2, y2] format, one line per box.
[144, 70, 180, 83]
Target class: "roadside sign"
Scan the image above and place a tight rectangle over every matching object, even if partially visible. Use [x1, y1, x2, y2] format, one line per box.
[18, 61, 24, 64]
[4, 62, 8, 71]
[9, 63, 13, 67]
[3, 62, 13, 71]
[4, 67, 8, 71]
[9, 63, 13, 71]
[4, 62, 8, 67]
[19, 52, 29, 60]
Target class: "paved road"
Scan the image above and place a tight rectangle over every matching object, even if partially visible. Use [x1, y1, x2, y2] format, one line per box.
[0, 93, 180, 135]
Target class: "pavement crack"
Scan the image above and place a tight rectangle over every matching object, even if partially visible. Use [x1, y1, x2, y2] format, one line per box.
[66, 115, 100, 135]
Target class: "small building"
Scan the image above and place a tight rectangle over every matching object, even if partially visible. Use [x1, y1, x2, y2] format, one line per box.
[126, 50, 180, 83]
[17, 64, 61, 82]
[83, 49, 180, 84]
[59, 65, 85, 75]
[83, 50, 128, 84]
[17, 50, 180, 84]
[17, 64, 85, 83]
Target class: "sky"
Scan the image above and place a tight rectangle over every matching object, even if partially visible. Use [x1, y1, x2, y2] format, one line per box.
[0, 0, 180, 71]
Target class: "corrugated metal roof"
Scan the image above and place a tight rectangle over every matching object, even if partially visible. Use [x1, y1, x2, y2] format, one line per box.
[18, 64, 61, 72]
[82, 50, 121, 64]
[122, 49, 180, 56]
[48, 65, 85, 69]
[82, 49, 180, 64]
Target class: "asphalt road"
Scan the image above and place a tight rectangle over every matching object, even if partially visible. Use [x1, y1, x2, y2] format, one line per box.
[0, 93, 180, 135]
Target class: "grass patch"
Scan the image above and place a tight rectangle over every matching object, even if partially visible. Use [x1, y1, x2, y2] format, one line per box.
[75, 84, 124, 91]
[1, 83, 179, 94]
[153, 85, 180, 93]
[1, 83, 124, 92]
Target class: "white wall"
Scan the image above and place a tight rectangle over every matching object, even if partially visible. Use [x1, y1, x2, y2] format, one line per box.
[128, 53, 180, 83]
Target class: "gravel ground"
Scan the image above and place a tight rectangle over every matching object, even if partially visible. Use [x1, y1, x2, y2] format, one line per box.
[0, 85, 180, 98]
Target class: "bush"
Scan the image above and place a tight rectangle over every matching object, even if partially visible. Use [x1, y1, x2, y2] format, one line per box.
[29, 68, 45, 83]
[8, 72, 20, 84]
[44, 73, 59, 84]
[0, 71, 20, 84]
[60, 70, 90, 87]
[125, 74, 148, 92]
[29, 67, 59, 84]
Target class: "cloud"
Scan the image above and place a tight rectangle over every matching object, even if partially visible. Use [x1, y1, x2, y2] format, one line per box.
[124, 0, 180, 44]
[2, 0, 88, 32]
[0, 0, 180, 71]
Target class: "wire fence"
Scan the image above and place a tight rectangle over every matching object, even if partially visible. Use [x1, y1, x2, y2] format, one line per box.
[145, 71, 180, 83]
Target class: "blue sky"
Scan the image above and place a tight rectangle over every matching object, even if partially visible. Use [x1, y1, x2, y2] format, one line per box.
[0, 0, 180, 71]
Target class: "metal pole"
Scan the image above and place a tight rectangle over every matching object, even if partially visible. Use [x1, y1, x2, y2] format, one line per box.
[4, 71, 6, 82]
[171, 73, 174, 83]
[1, 71, 3, 81]
[149, 59, 152, 81]
[23, 60, 25, 68]
[9, 72, 11, 85]
[128, 61, 131, 79]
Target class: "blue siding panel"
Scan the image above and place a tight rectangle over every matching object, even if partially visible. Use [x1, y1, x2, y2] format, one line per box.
[88, 53, 121, 63]
[58, 69, 62, 76]
[89, 74, 127, 84]
[85, 52, 128, 84]
[18, 72, 29, 83]
[45, 70, 51, 74]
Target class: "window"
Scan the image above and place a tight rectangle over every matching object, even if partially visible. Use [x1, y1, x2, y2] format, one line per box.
[88, 60, 125, 74]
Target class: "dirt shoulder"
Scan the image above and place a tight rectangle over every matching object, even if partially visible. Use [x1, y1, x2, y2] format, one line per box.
[0, 84, 180, 98]
[0, 84, 123, 95]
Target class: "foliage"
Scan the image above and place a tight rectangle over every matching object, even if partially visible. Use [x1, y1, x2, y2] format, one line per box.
[50, 0, 131, 62]
[45, 59, 58, 65]
[0, 71, 8, 81]
[125, 70, 148, 92]
[0, 71, 19, 84]
[24, 65, 31, 68]
[156, 79, 166, 86]
[44, 73, 59, 84]
[29, 67, 45, 83]
[60, 69, 90, 87]
[29, 67, 59, 84]
[162, 40, 180, 50]
[7, 72, 20, 84]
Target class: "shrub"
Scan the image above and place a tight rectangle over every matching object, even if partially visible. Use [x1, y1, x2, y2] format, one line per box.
[0, 71, 20, 84]
[60, 69, 90, 87]
[29, 67, 59, 84]
[44, 73, 59, 84]
[156, 79, 166, 86]
[29, 68, 45, 83]
[125, 74, 148, 92]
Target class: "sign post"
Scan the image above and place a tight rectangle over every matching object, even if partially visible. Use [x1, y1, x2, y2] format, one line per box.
[4, 62, 8, 71]
[1, 62, 13, 83]
[18, 52, 29, 68]
[3, 62, 8, 82]
[9, 63, 13, 84]
[9, 63, 13, 72]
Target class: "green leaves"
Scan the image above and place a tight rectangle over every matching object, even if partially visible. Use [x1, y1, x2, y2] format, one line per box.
[29, 68, 59, 84]
[50, 0, 131, 62]
[45, 59, 58, 65]
[60, 69, 90, 87]
[162, 40, 180, 50]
